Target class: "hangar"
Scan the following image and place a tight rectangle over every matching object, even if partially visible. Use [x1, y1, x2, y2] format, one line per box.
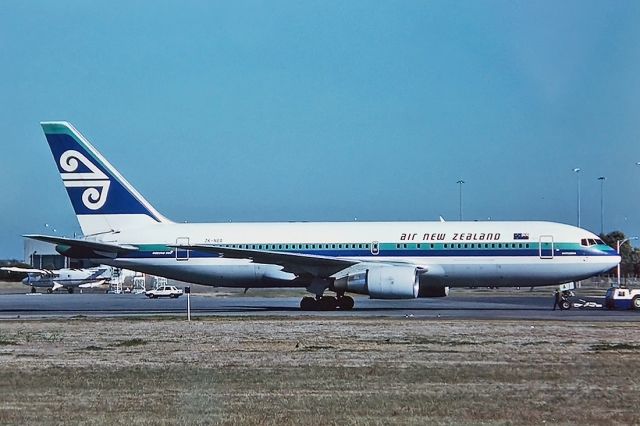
[23, 239, 90, 269]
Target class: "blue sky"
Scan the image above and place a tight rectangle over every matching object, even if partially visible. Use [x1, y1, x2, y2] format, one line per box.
[1, 1, 639, 258]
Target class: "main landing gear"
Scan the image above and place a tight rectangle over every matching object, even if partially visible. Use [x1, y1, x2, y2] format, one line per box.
[299, 295, 355, 311]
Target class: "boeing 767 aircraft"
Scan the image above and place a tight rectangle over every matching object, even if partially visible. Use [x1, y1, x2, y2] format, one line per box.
[26, 122, 620, 310]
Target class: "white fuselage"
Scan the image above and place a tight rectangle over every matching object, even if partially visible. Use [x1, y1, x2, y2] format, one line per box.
[22, 268, 109, 289]
[85, 220, 619, 289]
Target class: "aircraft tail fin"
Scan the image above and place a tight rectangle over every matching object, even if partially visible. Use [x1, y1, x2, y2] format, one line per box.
[40, 122, 172, 235]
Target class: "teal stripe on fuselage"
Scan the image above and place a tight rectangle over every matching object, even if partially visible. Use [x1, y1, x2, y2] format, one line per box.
[125, 242, 616, 259]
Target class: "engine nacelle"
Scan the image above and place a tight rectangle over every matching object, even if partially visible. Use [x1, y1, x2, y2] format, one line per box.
[334, 266, 419, 299]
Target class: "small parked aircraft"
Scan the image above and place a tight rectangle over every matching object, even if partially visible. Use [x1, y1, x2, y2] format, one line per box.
[0, 266, 111, 293]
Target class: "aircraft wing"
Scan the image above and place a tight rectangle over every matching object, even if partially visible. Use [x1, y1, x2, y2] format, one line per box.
[0, 266, 51, 275]
[78, 280, 106, 288]
[24, 235, 139, 255]
[177, 244, 358, 277]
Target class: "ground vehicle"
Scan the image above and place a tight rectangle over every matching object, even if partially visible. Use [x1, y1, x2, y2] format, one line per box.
[604, 287, 640, 310]
[145, 286, 183, 299]
[572, 299, 602, 309]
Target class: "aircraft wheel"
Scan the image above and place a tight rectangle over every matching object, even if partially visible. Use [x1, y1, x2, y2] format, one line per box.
[632, 297, 640, 310]
[338, 296, 354, 310]
[30, 287, 36, 294]
[47, 288, 53, 294]
[300, 296, 315, 311]
[560, 300, 571, 310]
[67, 288, 74, 294]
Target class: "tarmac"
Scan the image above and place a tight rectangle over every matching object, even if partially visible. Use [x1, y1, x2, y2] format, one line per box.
[0, 292, 638, 320]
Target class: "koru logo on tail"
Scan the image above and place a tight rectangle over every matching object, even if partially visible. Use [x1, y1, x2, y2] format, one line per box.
[60, 150, 110, 210]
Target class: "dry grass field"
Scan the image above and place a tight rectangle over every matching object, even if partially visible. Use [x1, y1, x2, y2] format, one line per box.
[0, 317, 639, 425]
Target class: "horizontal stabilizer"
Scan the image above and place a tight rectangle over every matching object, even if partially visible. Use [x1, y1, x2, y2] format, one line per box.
[24, 234, 139, 254]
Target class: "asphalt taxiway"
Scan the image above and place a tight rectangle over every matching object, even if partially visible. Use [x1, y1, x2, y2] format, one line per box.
[0, 293, 638, 320]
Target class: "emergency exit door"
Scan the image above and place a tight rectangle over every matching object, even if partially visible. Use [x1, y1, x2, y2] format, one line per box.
[176, 237, 190, 261]
[539, 235, 554, 259]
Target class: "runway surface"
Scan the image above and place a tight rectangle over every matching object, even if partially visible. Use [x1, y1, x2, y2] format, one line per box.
[0, 293, 638, 320]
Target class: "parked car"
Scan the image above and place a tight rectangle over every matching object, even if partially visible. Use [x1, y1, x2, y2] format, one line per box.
[145, 286, 184, 299]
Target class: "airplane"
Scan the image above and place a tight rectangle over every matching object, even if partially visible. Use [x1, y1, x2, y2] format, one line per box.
[25, 122, 620, 310]
[0, 266, 111, 293]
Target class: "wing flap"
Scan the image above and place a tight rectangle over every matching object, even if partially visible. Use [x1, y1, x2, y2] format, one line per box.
[176, 244, 358, 276]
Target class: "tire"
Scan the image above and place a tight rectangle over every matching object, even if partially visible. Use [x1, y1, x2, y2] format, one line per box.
[632, 297, 640, 310]
[560, 300, 571, 310]
[300, 296, 315, 311]
[338, 296, 355, 310]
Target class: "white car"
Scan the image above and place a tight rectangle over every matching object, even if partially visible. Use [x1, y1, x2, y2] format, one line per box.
[145, 286, 184, 299]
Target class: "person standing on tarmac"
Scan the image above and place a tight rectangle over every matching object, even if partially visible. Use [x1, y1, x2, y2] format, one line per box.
[553, 289, 562, 310]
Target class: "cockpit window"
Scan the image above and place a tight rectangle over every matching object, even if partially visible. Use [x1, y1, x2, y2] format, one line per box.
[581, 238, 607, 247]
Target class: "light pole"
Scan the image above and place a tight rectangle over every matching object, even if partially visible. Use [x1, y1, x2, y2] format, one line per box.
[456, 180, 465, 221]
[597, 176, 606, 235]
[573, 168, 581, 227]
[616, 237, 638, 287]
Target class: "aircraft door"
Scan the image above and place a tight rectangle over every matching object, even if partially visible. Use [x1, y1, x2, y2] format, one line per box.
[371, 241, 380, 256]
[539, 235, 554, 259]
[176, 237, 190, 261]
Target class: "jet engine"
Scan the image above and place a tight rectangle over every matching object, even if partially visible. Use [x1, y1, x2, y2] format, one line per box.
[334, 265, 419, 299]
